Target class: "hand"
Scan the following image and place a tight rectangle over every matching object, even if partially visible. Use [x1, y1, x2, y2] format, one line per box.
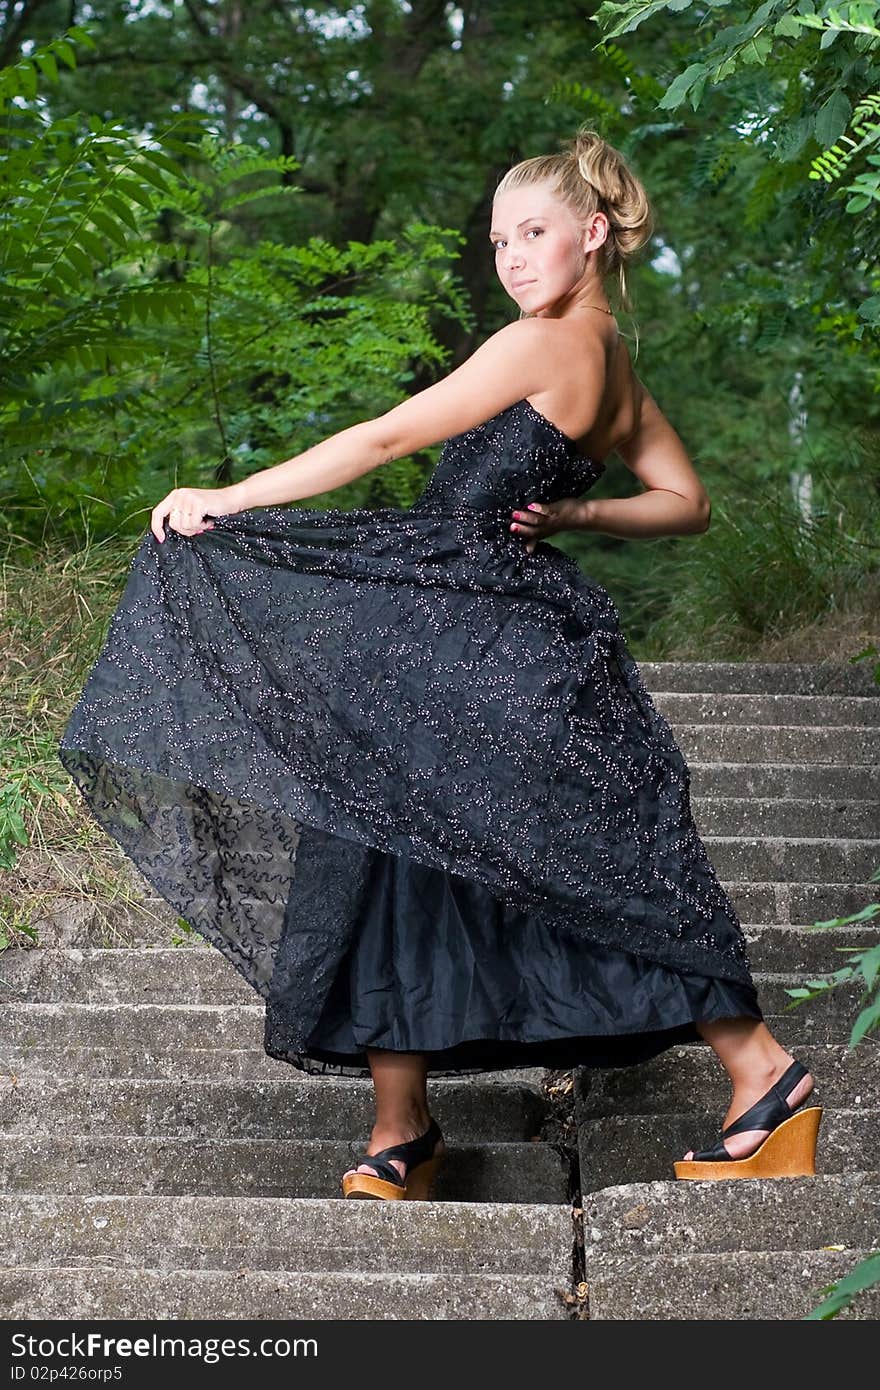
[151, 485, 241, 543]
[509, 498, 585, 554]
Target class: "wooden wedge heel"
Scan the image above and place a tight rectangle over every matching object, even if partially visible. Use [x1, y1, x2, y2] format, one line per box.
[341, 1117, 446, 1201]
[674, 1058, 822, 1182]
[674, 1104, 823, 1180]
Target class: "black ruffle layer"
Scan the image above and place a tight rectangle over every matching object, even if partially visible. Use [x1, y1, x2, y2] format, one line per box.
[264, 841, 763, 1078]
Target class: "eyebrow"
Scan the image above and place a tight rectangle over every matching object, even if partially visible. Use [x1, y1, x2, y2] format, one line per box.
[488, 216, 544, 241]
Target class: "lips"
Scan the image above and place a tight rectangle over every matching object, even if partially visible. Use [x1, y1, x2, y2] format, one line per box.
[512, 281, 535, 290]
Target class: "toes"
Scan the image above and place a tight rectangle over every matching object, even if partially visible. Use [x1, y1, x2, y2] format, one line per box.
[683, 1150, 694, 1161]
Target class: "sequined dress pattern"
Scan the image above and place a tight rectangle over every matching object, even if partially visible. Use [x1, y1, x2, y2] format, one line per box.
[58, 396, 762, 1077]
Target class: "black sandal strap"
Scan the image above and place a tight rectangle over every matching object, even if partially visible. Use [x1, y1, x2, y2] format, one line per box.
[371, 1117, 442, 1167]
[721, 1060, 808, 1140]
[350, 1118, 442, 1185]
[350, 1156, 406, 1187]
[689, 1137, 734, 1162]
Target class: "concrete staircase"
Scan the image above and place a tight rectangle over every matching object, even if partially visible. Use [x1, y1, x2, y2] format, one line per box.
[577, 661, 880, 1320]
[1, 661, 878, 1319]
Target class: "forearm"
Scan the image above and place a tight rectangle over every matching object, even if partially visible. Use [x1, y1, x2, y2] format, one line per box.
[576, 489, 709, 539]
[225, 420, 391, 512]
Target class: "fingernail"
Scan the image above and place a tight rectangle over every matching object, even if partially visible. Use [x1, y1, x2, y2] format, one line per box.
[528, 503, 539, 511]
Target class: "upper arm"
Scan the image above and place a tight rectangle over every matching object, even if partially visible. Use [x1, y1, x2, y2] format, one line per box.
[371, 319, 576, 459]
[616, 379, 711, 513]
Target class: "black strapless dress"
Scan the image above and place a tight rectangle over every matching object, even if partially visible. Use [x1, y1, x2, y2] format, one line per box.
[58, 396, 762, 1078]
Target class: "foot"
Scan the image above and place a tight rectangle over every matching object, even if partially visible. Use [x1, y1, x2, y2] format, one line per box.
[682, 1055, 814, 1162]
[342, 1112, 437, 1184]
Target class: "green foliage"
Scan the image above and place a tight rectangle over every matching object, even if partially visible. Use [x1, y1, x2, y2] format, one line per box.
[0, 30, 471, 551]
[783, 898, 880, 1050]
[806, 1249, 880, 1318]
[591, 1, 880, 360]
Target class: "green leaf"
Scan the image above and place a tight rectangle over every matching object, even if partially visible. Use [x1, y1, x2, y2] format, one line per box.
[689, 74, 708, 110]
[103, 193, 140, 232]
[132, 160, 170, 194]
[774, 15, 803, 37]
[112, 177, 156, 210]
[53, 40, 77, 70]
[88, 209, 130, 247]
[77, 228, 107, 262]
[740, 33, 773, 66]
[804, 1250, 880, 1319]
[857, 942, 880, 990]
[849, 995, 880, 1047]
[62, 243, 94, 278]
[142, 148, 185, 178]
[34, 51, 59, 84]
[815, 90, 853, 147]
[658, 62, 707, 112]
[16, 61, 37, 99]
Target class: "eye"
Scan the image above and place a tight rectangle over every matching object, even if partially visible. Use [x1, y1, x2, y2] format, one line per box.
[492, 228, 542, 250]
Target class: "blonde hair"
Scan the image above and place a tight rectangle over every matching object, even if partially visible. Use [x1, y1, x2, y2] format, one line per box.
[495, 124, 653, 319]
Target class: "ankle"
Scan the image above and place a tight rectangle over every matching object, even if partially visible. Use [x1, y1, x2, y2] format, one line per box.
[728, 1046, 795, 1091]
[371, 1104, 431, 1138]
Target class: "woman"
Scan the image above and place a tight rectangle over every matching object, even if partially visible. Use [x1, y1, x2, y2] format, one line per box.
[58, 126, 820, 1201]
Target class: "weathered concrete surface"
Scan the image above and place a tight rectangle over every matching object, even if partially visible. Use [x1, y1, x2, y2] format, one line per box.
[0, 1134, 570, 1204]
[584, 1249, 880, 1320]
[0, 1267, 573, 1320]
[580, 1173, 880, 1255]
[0, 1194, 573, 1275]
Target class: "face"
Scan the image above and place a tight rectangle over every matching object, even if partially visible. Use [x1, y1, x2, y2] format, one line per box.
[489, 181, 608, 317]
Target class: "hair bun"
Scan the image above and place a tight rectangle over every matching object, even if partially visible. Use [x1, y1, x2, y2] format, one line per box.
[567, 125, 653, 257]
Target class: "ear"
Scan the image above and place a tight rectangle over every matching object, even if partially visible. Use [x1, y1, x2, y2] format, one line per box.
[583, 210, 610, 255]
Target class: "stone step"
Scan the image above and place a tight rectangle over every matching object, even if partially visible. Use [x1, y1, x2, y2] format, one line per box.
[0, 1078, 548, 1142]
[744, 923, 880, 973]
[695, 798, 878, 838]
[576, 1109, 877, 1190]
[688, 763, 880, 800]
[0, 1134, 569, 1204]
[582, 1248, 880, 1320]
[4, 923, 877, 1003]
[582, 1172, 880, 1256]
[637, 662, 879, 696]
[574, 1042, 876, 1117]
[582, 1172, 880, 1316]
[701, 837, 879, 881]
[653, 693, 880, 726]
[728, 881, 880, 926]
[0, 1047, 527, 1082]
[0, 1193, 572, 1274]
[674, 725, 876, 763]
[0, 974, 862, 1066]
[0, 1264, 571, 1320]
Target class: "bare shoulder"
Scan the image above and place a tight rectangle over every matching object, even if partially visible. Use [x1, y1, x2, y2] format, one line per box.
[525, 317, 611, 445]
[371, 315, 589, 461]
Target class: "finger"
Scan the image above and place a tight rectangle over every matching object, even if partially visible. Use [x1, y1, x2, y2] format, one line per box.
[510, 511, 539, 530]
